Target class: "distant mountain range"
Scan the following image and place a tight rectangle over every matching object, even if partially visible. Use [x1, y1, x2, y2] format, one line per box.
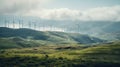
[0, 15, 120, 40]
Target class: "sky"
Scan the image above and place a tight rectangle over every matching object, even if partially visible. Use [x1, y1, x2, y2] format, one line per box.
[0, 0, 120, 21]
[46, 0, 120, 10]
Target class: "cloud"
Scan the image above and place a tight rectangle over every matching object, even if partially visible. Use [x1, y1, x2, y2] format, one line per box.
[24, 8, 82, 20]
[0, 0, 50, 14]
[83, 6, 120, 21]
[25, 6, 120, 21]
[0, 0, 120, 21]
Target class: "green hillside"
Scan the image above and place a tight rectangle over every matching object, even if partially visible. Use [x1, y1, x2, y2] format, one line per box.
[0, 37, 41, 49]
[0, 27, 104, 49]
[0, 41, 120, 67]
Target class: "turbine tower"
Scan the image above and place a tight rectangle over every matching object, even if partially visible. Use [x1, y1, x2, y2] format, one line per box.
[13, 20, 15, 28]
[4, 19, 7, 27]
[34, 22, 36, 30]
[28, 21, 31, 29]
[21, 20, 23, 28]
[7, 21, 9, 28]
[18, 20, 21, 28]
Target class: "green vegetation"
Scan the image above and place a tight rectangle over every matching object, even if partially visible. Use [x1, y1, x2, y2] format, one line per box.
[0, 27, 119, 67]
[0, 37, 83, 49]
[0, 27, 105, 49]
[0, 27, 104, 45]
[0, 41, 120, 67]
[0, 37, 41, 49]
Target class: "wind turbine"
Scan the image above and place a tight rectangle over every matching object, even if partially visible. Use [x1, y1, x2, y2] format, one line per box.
[21, 20, 23, 28]
[28, 21, 31, 29]
[18, 20, 21, 28]
[34, 22, 36, 30]
[12, 16, 15, 28]
[4, 19, 7, 27]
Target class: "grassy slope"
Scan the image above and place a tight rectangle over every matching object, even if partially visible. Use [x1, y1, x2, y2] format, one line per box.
[0, 38, 42, 49]
[0, 27, 104, 43]
[0, 37, 80, 49]
[0, 41, 120, 67]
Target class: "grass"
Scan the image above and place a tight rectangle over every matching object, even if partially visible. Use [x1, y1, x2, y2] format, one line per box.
[0, 37, 83, 49]
[0, 41, 120, 67]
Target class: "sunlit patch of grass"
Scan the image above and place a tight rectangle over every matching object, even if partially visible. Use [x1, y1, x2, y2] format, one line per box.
[0, 41, 120, 67]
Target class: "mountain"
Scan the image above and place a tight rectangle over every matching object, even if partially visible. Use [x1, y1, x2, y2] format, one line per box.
[102, 22, 120, 33]
[0, 27, 104, 49]
[0, 15, 120, 41]
[94, 22, 120, 40]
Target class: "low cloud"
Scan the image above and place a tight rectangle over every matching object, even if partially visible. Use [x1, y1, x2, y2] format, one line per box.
[0, 0, 49, 14]
[0, 0, 120, 21]
[25, 6, 120, 21]
[25, 8, 81, 20]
